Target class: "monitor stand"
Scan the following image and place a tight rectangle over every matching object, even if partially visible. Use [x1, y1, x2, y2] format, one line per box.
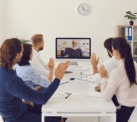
[68, 62, 78, 68]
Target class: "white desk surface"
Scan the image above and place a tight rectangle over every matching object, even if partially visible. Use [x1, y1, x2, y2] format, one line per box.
[42, 66, 116, 114]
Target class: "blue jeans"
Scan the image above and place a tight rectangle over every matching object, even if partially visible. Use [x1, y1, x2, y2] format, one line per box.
[26, 103, 62, 121]
[4, 103, 61, 122]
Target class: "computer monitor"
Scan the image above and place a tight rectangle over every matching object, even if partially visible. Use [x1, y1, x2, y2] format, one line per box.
[56, 38, 91, 65]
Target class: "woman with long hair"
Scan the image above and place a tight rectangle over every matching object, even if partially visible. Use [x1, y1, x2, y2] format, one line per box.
[99, 37, 137, 122]
[15, 43, 67, 122]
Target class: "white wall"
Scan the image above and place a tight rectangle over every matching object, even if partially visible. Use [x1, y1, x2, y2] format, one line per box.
[0, 0, 3, 46]
[3, 0, 137, 66]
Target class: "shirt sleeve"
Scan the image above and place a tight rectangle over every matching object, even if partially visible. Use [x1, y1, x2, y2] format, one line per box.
[8, 77, 60, 105]
[61, 49, 68, 56]
[24, 68, 50, 88]
[39, 57, 50, 70]
[30, 57, 49, 78]
[92, 73, 101, 85]
[101, 69, 120, 101]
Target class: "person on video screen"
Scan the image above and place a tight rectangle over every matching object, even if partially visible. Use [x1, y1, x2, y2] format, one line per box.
[61, 40, 83, 58]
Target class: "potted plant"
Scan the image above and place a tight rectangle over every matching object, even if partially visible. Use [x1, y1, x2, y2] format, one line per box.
[125, 11, 137, 25]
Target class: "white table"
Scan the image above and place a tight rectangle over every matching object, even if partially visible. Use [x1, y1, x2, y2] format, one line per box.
[42, 67, 116, 122]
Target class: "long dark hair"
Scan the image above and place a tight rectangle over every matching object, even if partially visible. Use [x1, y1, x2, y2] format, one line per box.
[0, 38, 22, 70]
[112, 37, 136, 87]
[18, 43, 32, 66]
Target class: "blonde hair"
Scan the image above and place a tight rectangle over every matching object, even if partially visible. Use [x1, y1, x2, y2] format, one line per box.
[31, 34, 43, 46]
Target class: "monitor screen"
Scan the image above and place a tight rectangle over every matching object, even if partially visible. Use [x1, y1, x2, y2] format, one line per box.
[56, 38, 91, 59]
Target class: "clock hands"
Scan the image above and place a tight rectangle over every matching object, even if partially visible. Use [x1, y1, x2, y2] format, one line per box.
[82, 6, 88, 12]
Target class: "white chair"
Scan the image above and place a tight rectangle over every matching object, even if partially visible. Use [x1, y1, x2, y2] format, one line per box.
[128, 105, 137, 122]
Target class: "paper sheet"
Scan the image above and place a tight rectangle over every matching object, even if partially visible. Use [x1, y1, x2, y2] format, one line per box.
[81, 71, 93, 75]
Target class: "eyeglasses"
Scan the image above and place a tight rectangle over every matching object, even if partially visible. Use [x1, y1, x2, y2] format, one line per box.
[72, 42, 78, 44]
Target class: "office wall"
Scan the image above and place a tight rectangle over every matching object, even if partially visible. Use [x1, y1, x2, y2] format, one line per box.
[3, 0, 137, 66]
[0, 0, 3, 46]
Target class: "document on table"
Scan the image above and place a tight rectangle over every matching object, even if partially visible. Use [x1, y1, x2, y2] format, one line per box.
[81, 70, 93, 75]
[67, 67, 89, 71]
[87, 91, 103, 98]
[52, 91, 78, 99]
[78, 75, 94, 82]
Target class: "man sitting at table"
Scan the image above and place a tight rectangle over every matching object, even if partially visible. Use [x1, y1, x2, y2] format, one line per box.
[30, 34, 50, 78]
[90, 38, 122, 107]
[61, 40, 83, 58]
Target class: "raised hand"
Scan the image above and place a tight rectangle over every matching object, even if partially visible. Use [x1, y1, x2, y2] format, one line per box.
[48, 58, 55, 70]
[90, 52, 99, 67]
[62, 42, 67, 49]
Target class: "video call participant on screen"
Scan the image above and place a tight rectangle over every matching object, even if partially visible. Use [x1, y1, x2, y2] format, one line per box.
[61, 40, 83, 58]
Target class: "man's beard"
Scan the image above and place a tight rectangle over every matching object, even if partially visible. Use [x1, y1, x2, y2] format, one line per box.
[39, 47, 43, 51]
[108, 53, 112, 58]
[73, 46, 78, 48]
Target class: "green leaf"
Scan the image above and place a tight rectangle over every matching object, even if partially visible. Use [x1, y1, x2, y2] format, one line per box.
[125, 15, 129, 17]
[126, 11, 132, 15]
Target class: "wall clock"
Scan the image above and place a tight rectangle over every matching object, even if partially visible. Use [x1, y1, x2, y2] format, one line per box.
[78, 3, 90, 15]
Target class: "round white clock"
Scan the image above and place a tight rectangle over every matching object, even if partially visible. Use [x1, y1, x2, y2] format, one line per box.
[78, 3, 90, 15]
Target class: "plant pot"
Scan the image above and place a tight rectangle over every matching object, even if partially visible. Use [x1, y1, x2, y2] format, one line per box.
[130, 21, 134, 25]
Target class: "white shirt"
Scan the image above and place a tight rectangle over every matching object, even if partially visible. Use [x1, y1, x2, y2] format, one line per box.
[15, 64, 50, 89]
[92, 56, 118, 85]
[29, 48, 49, 78]
[101, 59, 137, 107]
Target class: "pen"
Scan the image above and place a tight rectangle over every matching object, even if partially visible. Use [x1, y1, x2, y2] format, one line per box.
[60, 81, 69, 85]
[65, 94, 70, 99]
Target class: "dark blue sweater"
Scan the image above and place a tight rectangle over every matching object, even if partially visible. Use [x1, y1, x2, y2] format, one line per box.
[0, 67, 60, 121]
[61, 48, 83, 58]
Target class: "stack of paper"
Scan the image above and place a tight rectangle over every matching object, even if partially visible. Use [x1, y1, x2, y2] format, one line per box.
[87, 91, 103, 98]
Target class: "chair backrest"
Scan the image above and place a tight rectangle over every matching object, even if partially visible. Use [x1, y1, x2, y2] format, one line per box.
[128, 105, 137, 122]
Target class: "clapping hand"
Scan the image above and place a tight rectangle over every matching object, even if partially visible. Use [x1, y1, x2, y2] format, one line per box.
[55, 61, 70, 80]
[48, 58, 55, 70]
[99, 65, 108, 78]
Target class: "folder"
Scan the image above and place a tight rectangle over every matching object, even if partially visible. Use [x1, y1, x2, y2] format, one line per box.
[128, 27, 132, 41]
[125, 27, 128, 41]
[122, 27, 125, 38]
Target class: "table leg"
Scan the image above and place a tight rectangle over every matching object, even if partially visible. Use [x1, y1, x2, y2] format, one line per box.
[112, 113, 116, 122]
[42, 113, 45, 122]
